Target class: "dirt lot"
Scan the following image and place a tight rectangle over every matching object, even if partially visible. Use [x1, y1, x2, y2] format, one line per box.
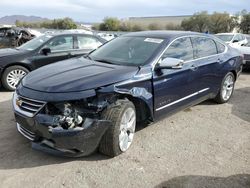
[0, 72, 249, 188]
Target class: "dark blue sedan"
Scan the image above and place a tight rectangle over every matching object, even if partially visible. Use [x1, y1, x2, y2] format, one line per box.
[13, 31, 243, 157]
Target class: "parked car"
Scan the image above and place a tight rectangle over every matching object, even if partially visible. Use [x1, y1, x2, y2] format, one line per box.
[97, 32, 117, 41]
[0, 33, 106, 90]
[215, 33, 248, 48]
[231, 35, 250, 70]
[0, 27, 38, 49]
[13, 31, 242, 157]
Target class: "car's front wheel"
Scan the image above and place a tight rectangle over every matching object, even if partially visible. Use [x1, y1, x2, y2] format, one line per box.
[1, 65, 29, 91]
[99, 99, 136, 157]
[214, 72, 235, 104]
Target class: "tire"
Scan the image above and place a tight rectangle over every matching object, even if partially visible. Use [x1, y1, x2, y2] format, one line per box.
[99, 99, 136, 157]
[1, 65, 29, 91]
[214, 72, 235, 104]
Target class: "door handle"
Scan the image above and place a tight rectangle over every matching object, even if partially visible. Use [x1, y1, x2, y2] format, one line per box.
[190, 64, 198, 71]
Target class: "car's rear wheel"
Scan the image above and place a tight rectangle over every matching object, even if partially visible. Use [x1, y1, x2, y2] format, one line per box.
[1, 65, 29, 91]
[99, 99, 136, 157]
[214, 72, 235, 104]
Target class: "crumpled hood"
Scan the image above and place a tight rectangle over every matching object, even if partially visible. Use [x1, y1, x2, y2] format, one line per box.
[22, 57, 139, 93]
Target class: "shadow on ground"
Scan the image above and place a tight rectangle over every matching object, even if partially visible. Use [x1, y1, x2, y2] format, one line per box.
[199, 87, 250, 123]
[229, 87, 250, 123]
[155, 174, 250, 188]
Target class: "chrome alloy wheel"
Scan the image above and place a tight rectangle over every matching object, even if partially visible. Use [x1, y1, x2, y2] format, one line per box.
[221, 74, 234, 101]
[119, 107, 136, 152]
[6, 69, 27, 89]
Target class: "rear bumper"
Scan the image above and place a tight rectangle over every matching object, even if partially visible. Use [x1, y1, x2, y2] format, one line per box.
[15, 112, 111, 157]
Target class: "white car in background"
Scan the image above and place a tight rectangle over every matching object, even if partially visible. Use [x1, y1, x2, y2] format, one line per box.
[236, 36, 250, 70]
[215, 33, 248, 48]
[97, 33, 117, 41]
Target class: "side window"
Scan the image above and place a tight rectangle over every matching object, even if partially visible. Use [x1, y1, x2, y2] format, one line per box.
[233, 34, 241, 42]
[215, 41, 226, 54]
[77, 36, 102, 50]
[162, 37, 193, 61]
[45, 36, 73, 52]
[192, 37, 217, 58]
[239, 34, 245, 41]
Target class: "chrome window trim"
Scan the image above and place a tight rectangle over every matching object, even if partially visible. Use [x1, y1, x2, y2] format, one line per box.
[151, 35, 228, 71]
[156, 88, 209, 111]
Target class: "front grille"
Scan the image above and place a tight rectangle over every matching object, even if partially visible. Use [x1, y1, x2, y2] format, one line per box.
[13, 92, 46, 117]
[18, 95, 45, 114]
[17, 123, 36, 141]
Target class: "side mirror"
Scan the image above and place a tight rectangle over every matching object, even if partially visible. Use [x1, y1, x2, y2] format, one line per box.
[156, 57, 184, 70]
[41, 48, 51, 55]
[232, 40, 239, 43]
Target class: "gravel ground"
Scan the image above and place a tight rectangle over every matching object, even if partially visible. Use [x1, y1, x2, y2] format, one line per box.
[0, 72, 249, 188]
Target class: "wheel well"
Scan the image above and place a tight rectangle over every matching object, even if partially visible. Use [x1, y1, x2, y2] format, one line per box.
[2, 63, 31, 74]
[118, 94, 152, 122]
[230, 70, 237, 80]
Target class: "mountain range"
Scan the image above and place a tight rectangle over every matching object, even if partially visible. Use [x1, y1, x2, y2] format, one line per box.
[0, 15, 49, 24]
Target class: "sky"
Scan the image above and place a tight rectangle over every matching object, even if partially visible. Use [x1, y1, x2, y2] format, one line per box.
[0, 0, 249, 22]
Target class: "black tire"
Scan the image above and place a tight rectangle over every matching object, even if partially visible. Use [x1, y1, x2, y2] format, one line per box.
[214, 72, 235, 104]
[1, 65, 29, 91]
[99, 99, 136, 157]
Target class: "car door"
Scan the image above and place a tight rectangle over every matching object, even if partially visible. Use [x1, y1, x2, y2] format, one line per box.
[153, 37, 200, 118]
[191, 37, 222, 96]
[69, 35, 104, 57]
[30, 35, 75, 69]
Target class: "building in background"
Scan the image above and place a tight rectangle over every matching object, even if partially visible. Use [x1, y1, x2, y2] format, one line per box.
[128, 15, 191, 28]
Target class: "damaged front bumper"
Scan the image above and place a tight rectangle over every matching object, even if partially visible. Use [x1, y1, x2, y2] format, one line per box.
[13, 91, 111, 157]
[15, 113, 111, 157]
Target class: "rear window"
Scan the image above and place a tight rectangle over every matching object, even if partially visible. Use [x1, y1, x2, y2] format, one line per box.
[215, 41, 226, 53]
[192, 37, 217, 59]
[215, 34, 234, 42]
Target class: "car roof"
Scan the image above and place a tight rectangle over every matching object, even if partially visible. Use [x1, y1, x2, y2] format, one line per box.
[216, 33, 236, 35]
[123, 30, 207, 39]
[48, 32, 93, 37]
[43, 32, 107, 43]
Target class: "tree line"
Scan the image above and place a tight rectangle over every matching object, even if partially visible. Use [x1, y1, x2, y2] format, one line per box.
[95, 10, 250, 34]
[13, 10, 250, 34]
[15, 17, 77, 29]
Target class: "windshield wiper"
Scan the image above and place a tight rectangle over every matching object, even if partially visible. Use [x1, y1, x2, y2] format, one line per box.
[85, 54, 92, 60]
[94, 59, 115, 65]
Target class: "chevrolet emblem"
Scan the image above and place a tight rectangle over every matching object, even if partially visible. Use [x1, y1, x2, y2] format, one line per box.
[16, 99, 23, 107]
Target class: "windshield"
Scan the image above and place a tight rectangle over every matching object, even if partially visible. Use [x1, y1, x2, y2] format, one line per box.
[89, 36, 164, 66]
[17, 34, 52, 51]
[215, 34, 234, 42]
